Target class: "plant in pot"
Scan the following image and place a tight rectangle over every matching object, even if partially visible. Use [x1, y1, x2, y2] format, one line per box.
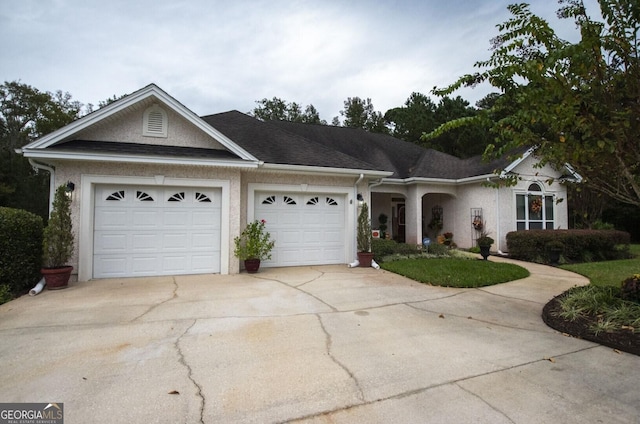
[357, 202, 374, 267]
[477, 232, 494, 261]
[378, 213, 388, 239]
[234, 219, 275, 273]
[545, 240, 564, 265]
[42, 184, 74, 289]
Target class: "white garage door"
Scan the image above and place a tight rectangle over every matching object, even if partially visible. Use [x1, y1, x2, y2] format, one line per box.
[255, 192, 346, 267]
[94, 185, 221, 278]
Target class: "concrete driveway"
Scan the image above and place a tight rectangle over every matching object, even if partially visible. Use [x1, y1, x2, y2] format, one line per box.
[0, 257, 638, 423]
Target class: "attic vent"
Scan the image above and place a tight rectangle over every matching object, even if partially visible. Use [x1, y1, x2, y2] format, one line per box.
[143, 105, 168, 138]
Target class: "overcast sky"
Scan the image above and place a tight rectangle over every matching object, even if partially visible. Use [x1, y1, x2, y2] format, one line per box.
[1, 0, 599, 121]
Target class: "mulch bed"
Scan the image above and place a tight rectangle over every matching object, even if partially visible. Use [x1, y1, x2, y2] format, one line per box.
[542, 293, 640, 356]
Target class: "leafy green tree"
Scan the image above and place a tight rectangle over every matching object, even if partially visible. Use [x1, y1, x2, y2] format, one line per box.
[428, 0, 640, 207]
[250, 97, 326, 124]
[429, 96, 490, 158]
[0, 81, 82, 218]
[384, 92, 437, 143]
[340, 97, 389, 134]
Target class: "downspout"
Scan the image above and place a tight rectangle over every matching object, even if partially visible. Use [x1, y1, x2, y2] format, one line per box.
[29, 159, 55, 215]
[496, 187, 503, 254]
[349, 173, 364, 267]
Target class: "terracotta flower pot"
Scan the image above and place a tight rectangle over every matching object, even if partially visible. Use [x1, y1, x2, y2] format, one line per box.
[41, 266, 73, 290]
[244, 259, 261, 273]
[357, 252, 375, 268]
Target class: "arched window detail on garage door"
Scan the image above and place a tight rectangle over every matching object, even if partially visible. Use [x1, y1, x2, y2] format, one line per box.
[326, 197, 338, 206]
[306, 197, 319, 205]
[284, 196, 297, 205]
[168, 192, 185, 202]
[195, 192, 212, 203]
[262, 195, 276, 205]
[136, 191, 154, 202]
[106, 190, 125, 201]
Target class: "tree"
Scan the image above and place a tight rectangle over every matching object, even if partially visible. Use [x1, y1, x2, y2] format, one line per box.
[340, 97, 389, 134]
[429, 96, 490, 158]
[250, 97, 326, 124]
[428, 0, 640, 207]
[384, 92, 437, 143]
[386, 92, 491, 157]
[0, 81, 82, 218]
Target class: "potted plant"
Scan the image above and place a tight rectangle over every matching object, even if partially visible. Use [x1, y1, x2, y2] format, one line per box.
[41, 184, 74, 289]
[477, 233, 494, 260]
[357, 203, 374, 267]
[234, 219, 275, 273]
[378, 213, 388, 239]
[545, 240, 564, 265]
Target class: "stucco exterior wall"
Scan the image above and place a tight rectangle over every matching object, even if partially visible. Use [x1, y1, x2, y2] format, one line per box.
[77, 105, 227, 150]
[370, 153, 570, 252]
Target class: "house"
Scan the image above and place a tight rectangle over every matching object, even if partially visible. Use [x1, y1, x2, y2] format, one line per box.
[19, 84, 579, 281]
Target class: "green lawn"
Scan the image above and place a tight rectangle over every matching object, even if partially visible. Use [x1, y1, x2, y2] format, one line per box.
[560, 244, 640, 287]
[380, 257, 530, 288]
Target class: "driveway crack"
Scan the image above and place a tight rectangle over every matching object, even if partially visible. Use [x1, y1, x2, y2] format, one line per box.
[131, 277, 178, 321]
[315, 314, 365, 402]
[255, 274, 338, 312]
[176, 320, 205, 424]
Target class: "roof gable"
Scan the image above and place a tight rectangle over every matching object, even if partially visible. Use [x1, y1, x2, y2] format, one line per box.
[23, 84, 257, 162]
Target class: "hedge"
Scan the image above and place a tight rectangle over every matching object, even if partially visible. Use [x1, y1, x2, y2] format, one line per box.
[506, 229, 631, 264]
[0, 207, 43, 299]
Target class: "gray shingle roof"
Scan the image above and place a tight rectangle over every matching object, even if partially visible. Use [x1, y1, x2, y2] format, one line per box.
[50, 109, 522, 180]
[201, 111, 382, 171]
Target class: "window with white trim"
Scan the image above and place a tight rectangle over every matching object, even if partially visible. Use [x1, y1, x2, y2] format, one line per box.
[516, 183, 555, 230]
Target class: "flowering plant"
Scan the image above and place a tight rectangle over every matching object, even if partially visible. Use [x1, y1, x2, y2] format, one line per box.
[472, 216, 483, 231]
[234, 220, 275, 260]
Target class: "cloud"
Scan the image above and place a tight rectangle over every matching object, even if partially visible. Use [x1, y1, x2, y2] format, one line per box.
[0, 0, 598, 120]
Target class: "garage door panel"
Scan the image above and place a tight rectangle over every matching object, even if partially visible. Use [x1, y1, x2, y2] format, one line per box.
[192, 210, 220, 226]
[303, 231, 322, 243]
[162, 233, 189, 250]
[323, 230, 342, 243]
[132, 233, 160, 251]
[281, 212, 301, 225]
[325, 212, 343, 225]
[162, 255, 188, 273]
[322, 248, 343, 261]
[277, 230, 303, 244]
[94, 233, 128, 253]
[192, 254, 218, 270]
[94, 185, 221, 278]
[94, 257, 128, 278]
[95, 209, 128, 229]
[192, 232, 219, 249]
[132, 210, 160, 227]
[131, 256, 161, 274]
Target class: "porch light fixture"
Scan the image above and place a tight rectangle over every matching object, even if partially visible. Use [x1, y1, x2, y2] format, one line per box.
[65, 181, 75, 200]
[357, 193, 364, 207]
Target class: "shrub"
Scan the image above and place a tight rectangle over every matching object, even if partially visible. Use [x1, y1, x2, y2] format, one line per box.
[0, 207, 43, 298]
[42, 185, 74, 268]
[372, 238, 397, 261]
[371, 239, 456, 263]
[427, 242, 449, 256]
[507, 229, 630, 264]
[621, 274, 640, 303]
[0, 284, 12, 305]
